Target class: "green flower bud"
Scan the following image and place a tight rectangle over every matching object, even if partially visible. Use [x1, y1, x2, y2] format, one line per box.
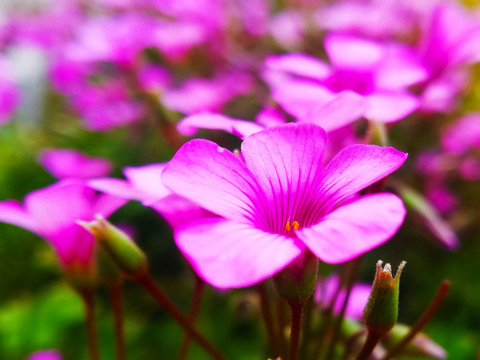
[79, 215, 148, 279]
[363, 260, 406, 337]
[273, 251, 319, 304]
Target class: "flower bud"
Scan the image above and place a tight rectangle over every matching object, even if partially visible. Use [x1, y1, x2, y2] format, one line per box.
[79, 215, 148, 279]
[273, 251, 319, 304]
[363, 260, 406, 337]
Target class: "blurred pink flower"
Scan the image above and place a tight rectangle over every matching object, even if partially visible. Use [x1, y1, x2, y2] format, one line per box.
[315, 274, 371, 320]
[163, 123, 407, 288]
[27, 350, 62, 360]
[89, 164, 212, 229]
[0, 59, 20, 124]
[39, 149, 112, 180]
[264, 34, 427, 123]
[0, 181, 126, 274]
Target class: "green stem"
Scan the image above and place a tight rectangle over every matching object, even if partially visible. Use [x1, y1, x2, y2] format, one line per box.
[381, 280, 450, 360]
[81, 291, 101, 360]
[277, 296, 288, 359]
[288, 301, 304, 360]
[137, 273, 226, 360]
[108, 283, 126, 360]
[177, 276, 206, 360]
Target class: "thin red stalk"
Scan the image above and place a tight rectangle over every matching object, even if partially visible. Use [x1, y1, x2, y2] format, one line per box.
[355, 331, 382, 360]
[288, 301, 304, 360]
[137, 274, 226, 360]
[81, 291, 101, 360]
[108, 283, 126, 360]
[257, 282, 281, 357]
[177, 276, 206, 360]
[381, 280, 450, 360]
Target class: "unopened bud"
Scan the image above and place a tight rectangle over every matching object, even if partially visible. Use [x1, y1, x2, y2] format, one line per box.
[79, 215, 148, 279]
[273, 251, 319, 304]
[363, 260, 406, 337]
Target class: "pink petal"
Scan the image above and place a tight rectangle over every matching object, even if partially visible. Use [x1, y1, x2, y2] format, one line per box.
[163, 139, 262, 223]
[124, 164, 170, 200]
[177, 113, 264, 139]
[92, 194, 128, 218]
[88, 178, 150, 202]
[297, 193, 406, 263]
[39, 149, 112, 179]
[49, 224, 95, 269]
[365, 91, 419, 123]
[0, 200, 38, 233]
[241, 123, 327, 232]
[263, 53, 331, 81]
[272, 79, 335, 119]
[324, 34, 384, 70]
[28, 350, 62, 360]
[24, 181, 94, 236]
[301, 91, 368, 131]
[317, 144, 407, 212]
[174, 218, 304, 288]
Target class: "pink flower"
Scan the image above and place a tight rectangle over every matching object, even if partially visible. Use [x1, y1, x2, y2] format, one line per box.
[39, 149, 112, 179]
[0, 58, 20, 124]
[315, 274, 371, 320]
[163, 123, 407, 288]
[27, 350, 62, 360]
[89, 164, 212, 229]
[264, 34, 427, 123]
[0, 181, 126, 273]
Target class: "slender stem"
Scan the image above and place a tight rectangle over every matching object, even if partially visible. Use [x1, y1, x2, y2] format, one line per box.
[81, 291, 101, 360]
[288, 301, 304, 360]
[341, 330, 366, 360]
[381, 280, 450, 360]
[355, 331, 382, 360]
[298, 296, 314, 359]
[277, 296, 288, 359]
[177, 276, 206, 360]
[137, 273, 226, 360]
[258, 282, 281, 357]
[108, 283, 126, 360]
[324, 257, 362, 360]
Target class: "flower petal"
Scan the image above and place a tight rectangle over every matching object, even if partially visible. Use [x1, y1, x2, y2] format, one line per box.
[365, 92, 419, 123]
[316, 144, 407, 212]
[241, 123, 327, 232]
[297, 193, 406, 263]
[174, 218, 304, 288]
[88, 178, 149, 202]
[124, 164, 170, 199]
[264, 53, 331, 81]
[301, 91, 368, 131]
[163, 139, 263, 223]
[177, 113, 264, 139]
[92, 194, 128, 218]
[0, 200, 38, 233]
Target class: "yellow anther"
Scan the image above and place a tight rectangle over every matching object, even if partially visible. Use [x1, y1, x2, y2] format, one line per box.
[285, 221, 291, 232]
[292, 220, 300, 231]
[285, 220, 300, 232]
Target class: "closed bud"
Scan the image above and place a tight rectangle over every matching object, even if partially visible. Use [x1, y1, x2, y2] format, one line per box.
[273, 251, 319, 304]
[363, 260, 406, 337]
[79, 215, 148, 279]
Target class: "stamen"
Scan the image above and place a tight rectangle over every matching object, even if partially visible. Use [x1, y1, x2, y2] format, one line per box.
[285, 220, 300, 232]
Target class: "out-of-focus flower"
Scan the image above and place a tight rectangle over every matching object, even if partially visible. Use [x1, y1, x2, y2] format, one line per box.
[27, 350, 62, 360]
[315, 274, 371, 320]
[442, 113, 480, 154]
[89, 164, 213, 229]
[163, 123, 407, 288]
[0, 181, 126, 278]
[39, 149, 112, 180]
[419, 3, 480, 112]
[0, 58, 20, 124]
[264, 34, 427, 123]
[162, 72, 253, 114]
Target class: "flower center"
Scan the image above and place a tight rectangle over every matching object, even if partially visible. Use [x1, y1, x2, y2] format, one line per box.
[285, 220, 300, 232]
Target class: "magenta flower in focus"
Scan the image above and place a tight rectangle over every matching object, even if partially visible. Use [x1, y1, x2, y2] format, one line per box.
[163, 123, 407, 288]
[0, 181, 126, 275]
[27, 350, 62, 360]
[89, 164, 213, 229]
[39, 149, 112, 179]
